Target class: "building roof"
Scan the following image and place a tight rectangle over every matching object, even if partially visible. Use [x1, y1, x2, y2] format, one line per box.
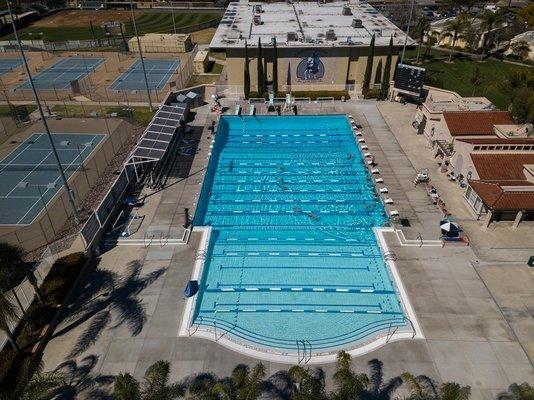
[471, 153, 534, 181]
[443, 111, 514, 136]
[210, 1, 413, 49]
[456, 138, 534, 145]
[511, 30, 534, 45]
[469, 180, 534, 211]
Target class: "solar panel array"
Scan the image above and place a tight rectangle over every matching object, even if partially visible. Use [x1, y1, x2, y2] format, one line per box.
[131, 104, 188, 162]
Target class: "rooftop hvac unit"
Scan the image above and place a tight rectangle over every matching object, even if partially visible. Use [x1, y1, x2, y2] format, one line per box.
[253, 14, 261, 25]
[342, 5, 352, 15]
[253, 4, 262, 13]
[352, 18, 363, 28]
[287, 31, 298, 41]
[326, 29, 336, 41]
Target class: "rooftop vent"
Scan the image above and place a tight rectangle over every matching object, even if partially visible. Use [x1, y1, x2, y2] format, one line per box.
[253, 15, 261, 25]
[326, 29, 336, 41]
[342, 5, 352, 15]
[287, 32, 298, 41]
[253, 4, 262, 13]
[352, 18, 363, 28]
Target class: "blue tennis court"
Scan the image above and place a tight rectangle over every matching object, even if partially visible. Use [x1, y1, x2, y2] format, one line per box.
[0, 133, 104, 225]
[109, 59, 180, 91]
[17, 57, 104, 90]
[0, 59, 23, 75]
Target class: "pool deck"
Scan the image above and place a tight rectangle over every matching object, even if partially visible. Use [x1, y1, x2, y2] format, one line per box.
[40, 100, 534, 399]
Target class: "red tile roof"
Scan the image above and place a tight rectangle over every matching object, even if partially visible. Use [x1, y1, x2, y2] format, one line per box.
[469, 181, 534, 211]
[443, 111, 514, 136]
[471, 154, 534, 181]
[456, 138, 534, 145]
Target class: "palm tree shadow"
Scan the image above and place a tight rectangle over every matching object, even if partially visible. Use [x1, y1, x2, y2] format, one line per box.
[52, 259, 166, 358]
[53, 355, 115, 400]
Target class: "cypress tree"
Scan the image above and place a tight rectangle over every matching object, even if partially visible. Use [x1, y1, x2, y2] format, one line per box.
[257, 38, 265, 96]
[272, 37, 278, 96]
[362, 34, 375, 96]
[244, 40, 250, 99]
[381, 36, 393, 100]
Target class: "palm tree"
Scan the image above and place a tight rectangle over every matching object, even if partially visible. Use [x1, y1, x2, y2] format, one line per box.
[287, 365, 328, 400]
[480, 10, 505, 57]
[0, 290, 20, 351]
[413, 16, 431, 63]
[443, 14, 468, 62]
[113, 361, 185, 400]
[330, 351, 369, 400]
[402, 373, 471, 400]
[10, 360, 66, 400]
[359, 359, 402, 400]
[243, 40, 250, 99]
[362, 34, 375, 96]
[114, 372, 141, 400]
[212, 363, 266, 399]
[0, 242, 45, 305]
[497, 383, 534, 400]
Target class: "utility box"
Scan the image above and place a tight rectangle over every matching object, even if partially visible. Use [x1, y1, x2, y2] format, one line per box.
[194, 50, 210, 74]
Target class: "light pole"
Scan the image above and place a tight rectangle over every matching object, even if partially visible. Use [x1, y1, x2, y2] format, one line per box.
[401, 0, 416, 63]
[7, 2, 80, 224]
[170, 1, 177, 34]
[129, 0, 154, 111]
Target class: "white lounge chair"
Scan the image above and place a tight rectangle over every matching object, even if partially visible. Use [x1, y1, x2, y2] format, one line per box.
[375, 178, 384, 183]
[384, 198, 394, 204]
[358, 138, 365, 143]
[379, 187, 388, 193]
[364, 152, 372, 157]
[389, 210, 399, 217]
[372, 168, 380, 174]
[360, 144, 368, 149]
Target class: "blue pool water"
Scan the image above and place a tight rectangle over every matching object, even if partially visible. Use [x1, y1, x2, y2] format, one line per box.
[192, 115, 407, 353]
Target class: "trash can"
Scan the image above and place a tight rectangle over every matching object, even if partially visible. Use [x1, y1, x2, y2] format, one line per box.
[528, 256, 534, 267]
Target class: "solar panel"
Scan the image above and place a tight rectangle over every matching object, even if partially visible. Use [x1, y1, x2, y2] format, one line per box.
[128, 103, 189, 163]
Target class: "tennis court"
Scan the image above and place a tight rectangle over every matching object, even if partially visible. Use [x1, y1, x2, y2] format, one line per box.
[17, 57, 104, 90]
[109, 59, 180, 91]
[0, 133, 104, 225]
[0, 59, 23, 75]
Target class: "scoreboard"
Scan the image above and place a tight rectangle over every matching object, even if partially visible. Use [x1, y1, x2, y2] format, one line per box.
[394, 63, 426, 98]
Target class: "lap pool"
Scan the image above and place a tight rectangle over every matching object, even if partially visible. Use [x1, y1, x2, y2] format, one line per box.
[188, 115, 417, 359]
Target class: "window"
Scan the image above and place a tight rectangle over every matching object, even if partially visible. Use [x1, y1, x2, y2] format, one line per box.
[474, 146, 480, 150]
[481, 146, 488, 150]
[495, 146, 503, 150]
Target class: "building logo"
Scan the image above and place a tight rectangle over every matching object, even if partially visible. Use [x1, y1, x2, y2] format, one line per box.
[296, 51, 325, 81]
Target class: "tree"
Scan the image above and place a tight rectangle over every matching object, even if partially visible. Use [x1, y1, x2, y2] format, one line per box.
[381, 36, 393, 100]
[10, 360, 66, 400]
[412, 16, 431, 63]
[480, 10, 505, 56]
[511, 87, 534, 124]
[330, 351, 369, 400]
[0, 291, 19, 351]
[517, 3, 534, 29]
[402, 373, 471, 400]
[213, 363, 266, 400]
[443, 14, 468, 62]
[362, 34, 375, 96]
[113, 361, 185, 400]
[0, 242, 45, 305]
[425, 35, 437, 55]
[497, 383, 534, 400]
[257, 38, 265, 97]
[470, 66, 483, 96]
[287, 365, 328, 400]
[359, 359, 402, 400]
[243, 40, 250, 99]
[510, 40, 530, 60]
[114, 373, 141, 400]
[272, 37, 278, 96]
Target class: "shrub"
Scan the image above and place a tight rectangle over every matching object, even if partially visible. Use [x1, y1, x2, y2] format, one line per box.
[364, 89, 380, 99]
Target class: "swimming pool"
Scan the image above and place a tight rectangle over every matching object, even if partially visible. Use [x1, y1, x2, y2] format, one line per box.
[190, 115, 411, 356]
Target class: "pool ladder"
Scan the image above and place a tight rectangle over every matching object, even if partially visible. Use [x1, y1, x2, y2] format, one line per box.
[296, 340, 312, 364]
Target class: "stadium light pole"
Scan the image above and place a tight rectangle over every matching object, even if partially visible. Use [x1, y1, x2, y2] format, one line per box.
[129, 0, 154, 111]
[170, 1, 177, 34]
[7, 1, 80, 224]
[400, 0, 416, 63]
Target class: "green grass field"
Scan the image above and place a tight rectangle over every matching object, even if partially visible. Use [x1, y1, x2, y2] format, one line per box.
[1, 11, 222, 42]
[403, 49, 530, 110]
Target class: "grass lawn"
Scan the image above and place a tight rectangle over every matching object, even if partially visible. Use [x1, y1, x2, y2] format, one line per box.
[2, 11, 222, 42]
[403, 48, 530, 110]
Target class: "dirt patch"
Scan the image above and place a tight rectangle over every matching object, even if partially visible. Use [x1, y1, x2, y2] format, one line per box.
[33, 10, 146, 28]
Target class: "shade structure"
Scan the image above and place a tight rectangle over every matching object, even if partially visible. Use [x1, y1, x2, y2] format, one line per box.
[440, 219, 461, 237]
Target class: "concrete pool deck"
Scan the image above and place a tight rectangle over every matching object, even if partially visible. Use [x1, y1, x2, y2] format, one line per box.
[40, 100, 534, 399]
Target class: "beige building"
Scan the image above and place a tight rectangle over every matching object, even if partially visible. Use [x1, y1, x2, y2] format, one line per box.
[129, 33, 193, 54]
[210, 1, 413, 95]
